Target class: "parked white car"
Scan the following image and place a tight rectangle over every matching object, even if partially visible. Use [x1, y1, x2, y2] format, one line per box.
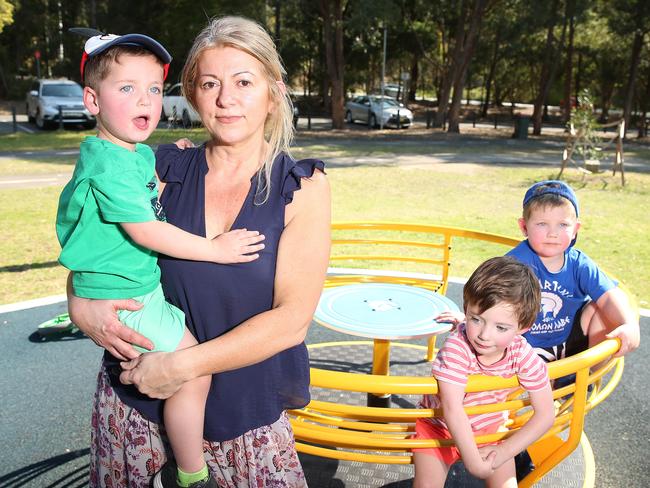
[345, 95, 413, 129]
[25, 79, 96, 130]
[162, 83, 201, 127]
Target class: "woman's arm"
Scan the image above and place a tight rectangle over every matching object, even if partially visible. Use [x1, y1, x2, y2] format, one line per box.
[119, 169, 331, 398]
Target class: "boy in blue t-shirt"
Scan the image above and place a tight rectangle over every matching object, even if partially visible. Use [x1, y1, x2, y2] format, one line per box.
[507, 180, 639, 362]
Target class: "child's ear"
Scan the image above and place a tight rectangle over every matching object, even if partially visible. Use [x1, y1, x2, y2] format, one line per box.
[517, 217, 528, 237]
[83, 86, 100, 115]
[573, 220, 581, 237]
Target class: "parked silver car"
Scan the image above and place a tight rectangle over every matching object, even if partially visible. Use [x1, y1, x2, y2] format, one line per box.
[162, 83, 201, 128]
[344, 95, 413, 129]
[26, 79, 96, 130]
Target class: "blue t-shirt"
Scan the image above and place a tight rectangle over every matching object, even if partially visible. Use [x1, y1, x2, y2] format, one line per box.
[507, 240, 615, 348]
[104, 144, 325, 442]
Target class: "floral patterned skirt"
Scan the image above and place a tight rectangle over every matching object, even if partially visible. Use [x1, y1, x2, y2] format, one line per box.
[89, 364, 307, 488]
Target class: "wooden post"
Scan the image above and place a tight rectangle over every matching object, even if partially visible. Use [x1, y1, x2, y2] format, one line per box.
[558, 123, 577, 178]
[612, 120, 625, 186]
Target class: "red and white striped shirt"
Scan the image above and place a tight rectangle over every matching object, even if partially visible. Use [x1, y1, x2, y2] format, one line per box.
[420, 324, 549, 431]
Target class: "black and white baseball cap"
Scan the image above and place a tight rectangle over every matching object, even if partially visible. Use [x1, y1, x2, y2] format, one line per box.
[80, 33, 172, 81]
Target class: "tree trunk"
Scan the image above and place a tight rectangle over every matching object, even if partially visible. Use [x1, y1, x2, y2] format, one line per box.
[434, 0, 467, 127]
[408, 52, 418, 102]
[637, 70, 650, 138]
[574, 51, 582, 103]
[481, 31, 500, 117]
[598, 82, 614, 123]
[622, 30, 644, 138]
[532, 0, 562, 135]
[562, 0, 575, 124]
[447, 0, 488, 133]
[319, 0, 345, 129]
[274, 0, 281, 43]
[494, 83, 503, 106]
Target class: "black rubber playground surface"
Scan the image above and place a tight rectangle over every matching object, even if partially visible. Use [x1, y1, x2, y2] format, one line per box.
[0, 282, 647, 487]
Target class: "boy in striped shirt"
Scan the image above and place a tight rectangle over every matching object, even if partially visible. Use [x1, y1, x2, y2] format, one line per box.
[413, 257, 554, 488]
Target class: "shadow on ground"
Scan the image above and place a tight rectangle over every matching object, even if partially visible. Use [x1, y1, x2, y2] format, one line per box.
[0, 449, 90, 488]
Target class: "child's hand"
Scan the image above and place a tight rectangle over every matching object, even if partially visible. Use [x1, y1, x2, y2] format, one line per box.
[211, 229, 265, 263]
[465, 450, 496, 479]
[174, 138, 195, 150]
[435, 310, 465, 328]
[478, 444, 509, 470]
[606, 322, 640, 357]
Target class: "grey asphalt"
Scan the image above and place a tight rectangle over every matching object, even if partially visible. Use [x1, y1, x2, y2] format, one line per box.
[1, 283, 647, 488]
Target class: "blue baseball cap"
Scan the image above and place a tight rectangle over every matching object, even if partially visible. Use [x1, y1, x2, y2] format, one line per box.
[523, 180, 579, 246]
[523, 180, 579, 216]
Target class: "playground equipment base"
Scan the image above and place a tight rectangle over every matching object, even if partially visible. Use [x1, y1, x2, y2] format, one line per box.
[301, 341, 594, 488]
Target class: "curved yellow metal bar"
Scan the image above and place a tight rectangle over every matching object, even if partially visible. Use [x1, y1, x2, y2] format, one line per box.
[298, 221, 635, 483]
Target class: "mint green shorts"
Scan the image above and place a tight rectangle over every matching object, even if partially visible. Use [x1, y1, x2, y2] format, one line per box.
[117, 283, 186, 353]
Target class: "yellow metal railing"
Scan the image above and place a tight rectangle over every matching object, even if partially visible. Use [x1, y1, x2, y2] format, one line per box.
[292, 222, 635, 486]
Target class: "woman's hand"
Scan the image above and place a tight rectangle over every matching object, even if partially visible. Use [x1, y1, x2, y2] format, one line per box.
[69, 296, 152, 360]
[119, 352, 185, 399]
[174, 138, 195, 149]
[67, 273, 152, 360]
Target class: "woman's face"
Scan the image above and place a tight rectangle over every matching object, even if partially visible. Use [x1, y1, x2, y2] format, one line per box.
[193, 46, 274, 148]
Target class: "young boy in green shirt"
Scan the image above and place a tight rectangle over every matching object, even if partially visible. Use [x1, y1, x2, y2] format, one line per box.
[57, 33, 264, 488]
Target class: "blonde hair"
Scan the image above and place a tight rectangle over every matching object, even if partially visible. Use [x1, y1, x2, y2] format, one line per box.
[523, 194, 576, 221]
[181, 16, 295, 203]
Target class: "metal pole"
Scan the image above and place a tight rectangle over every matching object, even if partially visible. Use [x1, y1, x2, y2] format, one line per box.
[58, 105, 64, 130]
[12, 105, 17, 133]
[380, 24, 387, 130]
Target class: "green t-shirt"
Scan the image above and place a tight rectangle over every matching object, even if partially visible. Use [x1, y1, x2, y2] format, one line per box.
[56, 136, 164, 299]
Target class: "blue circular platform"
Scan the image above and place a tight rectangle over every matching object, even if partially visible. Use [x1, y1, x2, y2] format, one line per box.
[315, 283, 460, 340]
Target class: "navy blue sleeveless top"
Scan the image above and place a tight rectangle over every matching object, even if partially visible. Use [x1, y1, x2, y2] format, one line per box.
[104, 143, 325, 442]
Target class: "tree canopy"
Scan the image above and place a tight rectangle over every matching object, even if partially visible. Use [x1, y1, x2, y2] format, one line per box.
[1, 0, 648, 135]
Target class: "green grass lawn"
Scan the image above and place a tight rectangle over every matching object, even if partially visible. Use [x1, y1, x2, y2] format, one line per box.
[0, 127, 207, 152]
[1, 130, 648, 308]
[1, 161, 648, 307]
[0, 155, 74, 174]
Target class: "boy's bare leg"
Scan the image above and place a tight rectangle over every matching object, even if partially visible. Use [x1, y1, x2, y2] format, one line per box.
[413, 451, 449, 488]
[165, 328, 211, 474]
[486, 457, 517, 488]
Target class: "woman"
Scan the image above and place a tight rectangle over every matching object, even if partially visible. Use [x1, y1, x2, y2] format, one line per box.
[68, 16, 330, 487]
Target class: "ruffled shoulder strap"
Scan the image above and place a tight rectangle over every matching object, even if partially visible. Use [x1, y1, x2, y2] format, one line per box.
[279, 154, 326, 204]
[155, 143, 205, 184]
